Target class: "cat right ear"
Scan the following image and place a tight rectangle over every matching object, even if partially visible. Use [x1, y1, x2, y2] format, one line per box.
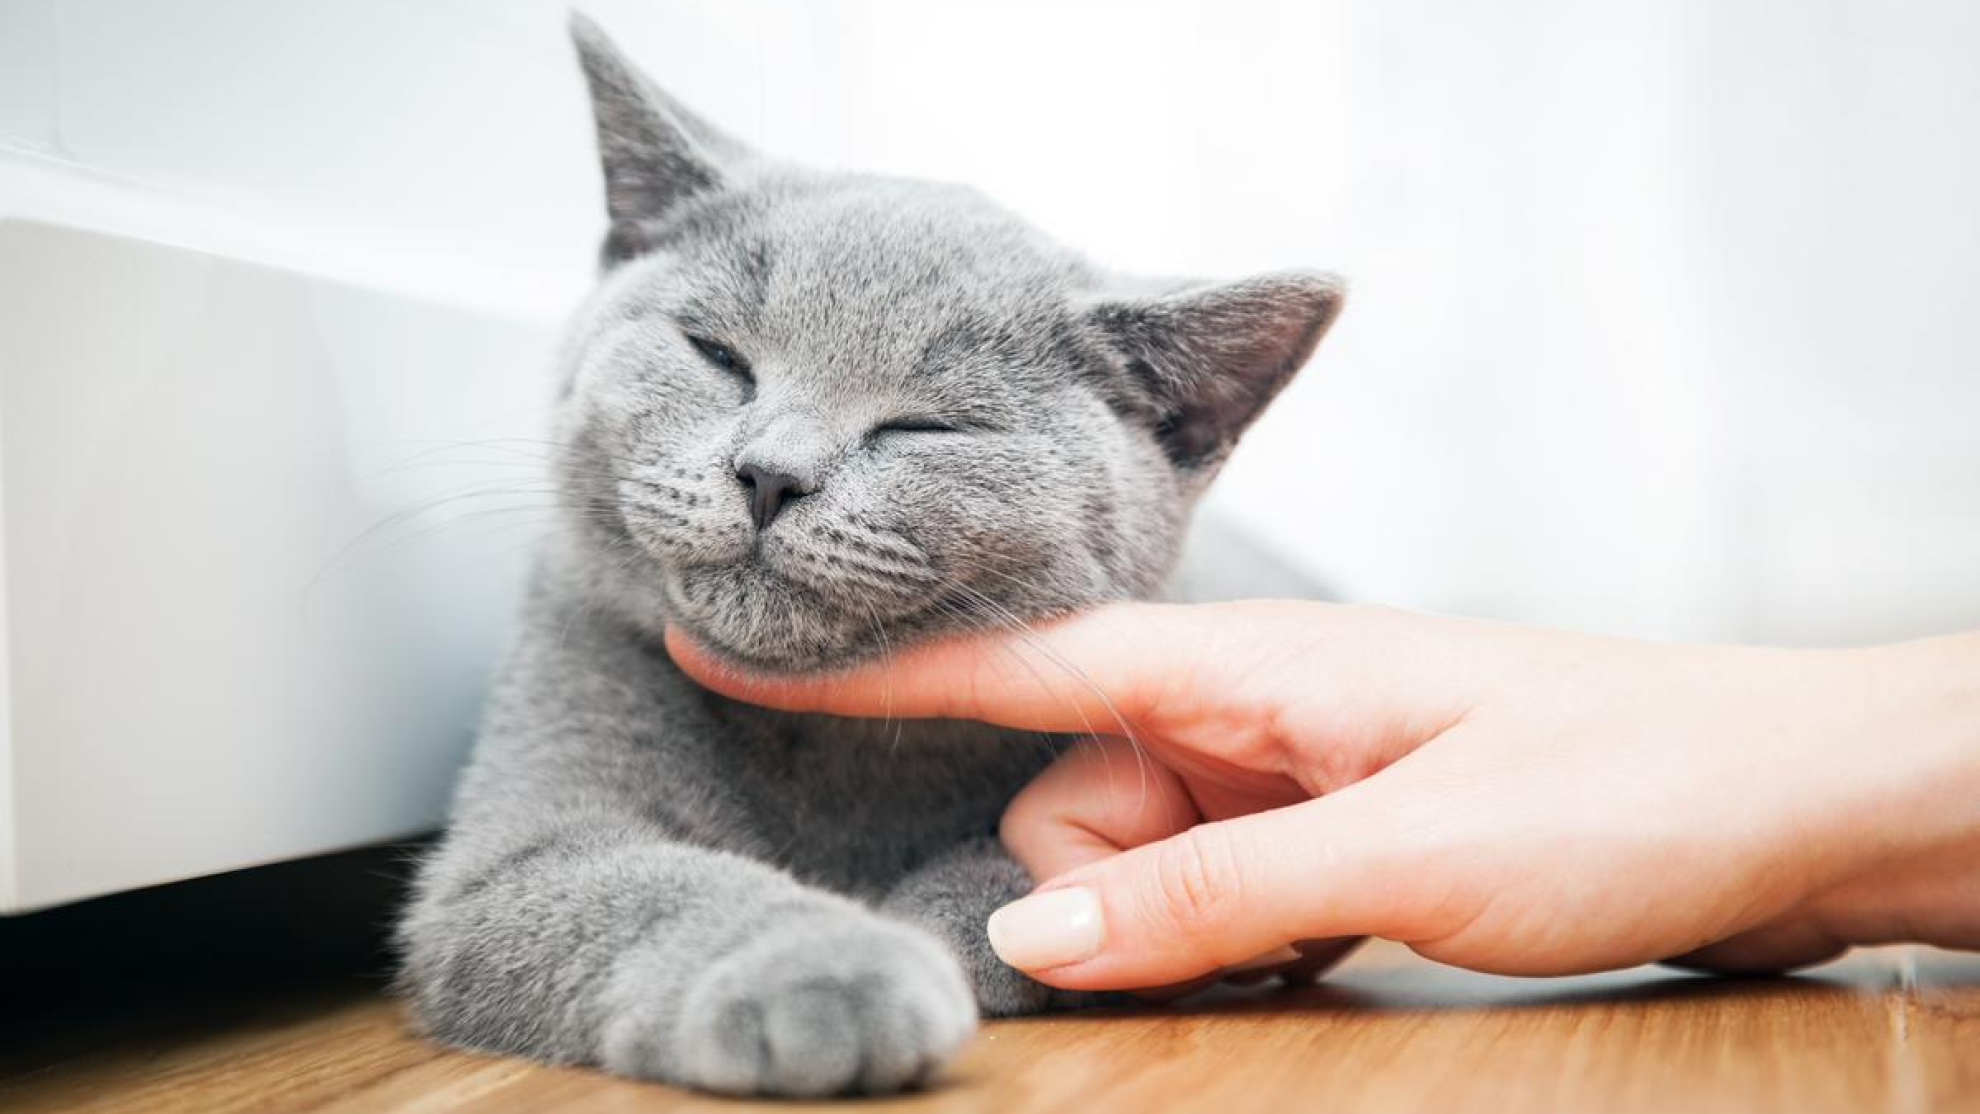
[570, 13, 750, 266]
[1084, 271, 1345, 476]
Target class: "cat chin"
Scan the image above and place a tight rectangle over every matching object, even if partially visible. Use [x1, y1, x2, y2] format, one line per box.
[659, 564, 886, 675]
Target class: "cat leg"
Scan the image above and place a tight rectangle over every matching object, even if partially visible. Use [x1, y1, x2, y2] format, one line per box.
[399, 811, 976, 1097]
[882, 836, 1123, 1016]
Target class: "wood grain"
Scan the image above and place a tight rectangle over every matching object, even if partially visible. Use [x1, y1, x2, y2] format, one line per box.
[4, 942, 1975, 1113]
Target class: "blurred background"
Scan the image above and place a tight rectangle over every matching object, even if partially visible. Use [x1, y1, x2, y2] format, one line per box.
[552, 0, 1980, 647]
[3, 0, 1977, 906]
[12, 0, 1979, 644]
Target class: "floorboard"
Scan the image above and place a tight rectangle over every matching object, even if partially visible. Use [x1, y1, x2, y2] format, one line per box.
[4, 940, 1975, 1112]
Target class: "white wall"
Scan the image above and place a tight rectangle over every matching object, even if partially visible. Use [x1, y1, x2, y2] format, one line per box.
[0, 0, 581, 908]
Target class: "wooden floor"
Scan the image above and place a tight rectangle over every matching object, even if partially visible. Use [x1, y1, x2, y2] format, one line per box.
[3, 938, 1976, 1113]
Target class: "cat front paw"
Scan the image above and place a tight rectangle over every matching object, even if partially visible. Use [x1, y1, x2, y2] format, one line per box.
[636, 915, 978, 1097]
[966, 953, 1129, 1017]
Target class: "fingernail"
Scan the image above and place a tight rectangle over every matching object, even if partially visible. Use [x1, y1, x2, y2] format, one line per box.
[987, 887, 1105, 970]
[1223, 945, 1301, 974]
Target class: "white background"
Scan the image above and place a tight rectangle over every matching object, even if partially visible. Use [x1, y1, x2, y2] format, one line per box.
[13, 0, 1974, 645]
[590, 0, 1980, 647]
[2, 0, 1977, 905]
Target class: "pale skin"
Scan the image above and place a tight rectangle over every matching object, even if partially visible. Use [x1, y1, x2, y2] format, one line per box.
[666, 602, 1980, 991]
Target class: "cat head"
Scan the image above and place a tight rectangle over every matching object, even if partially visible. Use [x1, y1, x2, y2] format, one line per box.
[557, 15, 1343, 671]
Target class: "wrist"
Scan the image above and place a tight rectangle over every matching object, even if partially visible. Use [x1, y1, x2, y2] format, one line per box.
[1858, 633, 1980, 850]
[1805, 634, 1980, 948]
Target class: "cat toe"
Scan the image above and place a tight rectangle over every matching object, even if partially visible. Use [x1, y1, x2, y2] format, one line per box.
[671, 916, 977, 1097]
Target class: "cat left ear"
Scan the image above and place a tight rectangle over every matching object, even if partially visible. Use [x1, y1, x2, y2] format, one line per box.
[570, 13, 753, 266]
[1085, 271, 1346, 473]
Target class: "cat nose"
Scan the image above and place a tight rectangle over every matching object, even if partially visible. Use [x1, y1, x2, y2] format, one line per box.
[735, 464, 809, 531]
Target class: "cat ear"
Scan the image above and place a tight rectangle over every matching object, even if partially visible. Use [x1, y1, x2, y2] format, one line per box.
[569, 13, 752, 266]
[1085, 271, 1346, 473]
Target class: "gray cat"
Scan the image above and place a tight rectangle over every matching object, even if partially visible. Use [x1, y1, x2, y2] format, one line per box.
[396, 14, 1343, 1098]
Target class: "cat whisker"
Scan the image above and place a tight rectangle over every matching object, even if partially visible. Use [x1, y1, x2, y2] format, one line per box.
[312, 482, 591, 590]
[921, 595, 1083, 773]
[375, 435, 647, 486]
[932, 572, 1157, 814]
[858, 600, 905, 755]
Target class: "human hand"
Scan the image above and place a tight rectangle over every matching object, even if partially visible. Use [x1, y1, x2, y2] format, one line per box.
[667, 602, 1980, 991]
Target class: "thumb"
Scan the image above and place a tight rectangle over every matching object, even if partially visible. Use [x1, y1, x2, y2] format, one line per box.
[986, 785, 1414, 990]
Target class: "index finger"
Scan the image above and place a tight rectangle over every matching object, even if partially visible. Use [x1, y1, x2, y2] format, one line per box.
[664, 601, 1234, 735]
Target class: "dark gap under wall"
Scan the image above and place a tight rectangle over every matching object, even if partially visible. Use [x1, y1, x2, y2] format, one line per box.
[0, 841, 428, 1063]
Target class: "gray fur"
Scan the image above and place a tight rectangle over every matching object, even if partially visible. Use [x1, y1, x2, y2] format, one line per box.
[397, 13, 1343, 1098]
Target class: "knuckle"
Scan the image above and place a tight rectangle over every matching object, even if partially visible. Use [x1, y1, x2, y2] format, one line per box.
[997, 785, 1045, 858]
[999, 750, 1076, 849]
[1148, 827, 1242, 936]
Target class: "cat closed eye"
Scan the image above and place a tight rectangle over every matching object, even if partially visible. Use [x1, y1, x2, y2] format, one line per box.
[874, 418, 962, 436]
[686, 334, 752, 382]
